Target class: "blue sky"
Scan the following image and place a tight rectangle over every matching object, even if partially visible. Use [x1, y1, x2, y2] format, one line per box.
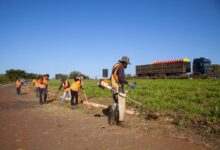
[0, 0, 220, 78]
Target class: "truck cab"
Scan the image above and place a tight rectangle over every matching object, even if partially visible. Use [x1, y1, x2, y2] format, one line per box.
[193, 57, 211, 75]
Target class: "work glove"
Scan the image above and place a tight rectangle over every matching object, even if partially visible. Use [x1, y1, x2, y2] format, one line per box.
[129, 82, 136, 89]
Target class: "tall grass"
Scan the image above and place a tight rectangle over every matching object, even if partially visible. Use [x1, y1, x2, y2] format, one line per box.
[49, 79, 220, 121]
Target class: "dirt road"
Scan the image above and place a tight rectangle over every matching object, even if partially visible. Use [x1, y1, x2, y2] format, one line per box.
[0, 84, 215, 150]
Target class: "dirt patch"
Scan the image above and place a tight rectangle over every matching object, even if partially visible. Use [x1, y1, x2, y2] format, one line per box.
[0, 85, 219, 150]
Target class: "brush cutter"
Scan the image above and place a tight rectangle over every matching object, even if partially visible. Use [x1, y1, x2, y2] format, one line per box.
[98, 79, 141, 106]
[98, 79, 141, 124]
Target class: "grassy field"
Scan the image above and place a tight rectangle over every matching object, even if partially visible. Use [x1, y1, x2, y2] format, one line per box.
[49, 79, 220, 123]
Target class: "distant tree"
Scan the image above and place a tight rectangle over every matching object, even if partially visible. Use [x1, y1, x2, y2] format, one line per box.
[209, 65, 220, 73]
[5, 69, 39, 81]
[0, 74, 10, 84]
[69, 71, 89, 79]
[126, 74, 133, 78]
[126, 74, 135, 79]
[5, 69, 27, 81]
[26, 73, 39, 79]
[55, 74, 68, 80]
[69, 71, 82, 79]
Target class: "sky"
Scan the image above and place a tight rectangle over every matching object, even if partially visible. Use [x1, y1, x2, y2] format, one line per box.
[0, 0, 220, 78]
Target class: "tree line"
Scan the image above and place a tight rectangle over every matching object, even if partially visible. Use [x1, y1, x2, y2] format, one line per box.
[0, 69, 90, 84]
[0, 69, 39, 84]
[55, 71, 89, 80]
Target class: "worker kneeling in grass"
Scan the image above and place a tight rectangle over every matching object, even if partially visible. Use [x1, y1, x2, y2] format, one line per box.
[70, 77, 83, 107]
[58, 78, 71, 104]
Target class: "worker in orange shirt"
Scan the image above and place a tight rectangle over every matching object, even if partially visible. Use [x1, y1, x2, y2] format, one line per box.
[38, 76, 46, 104]
[38, 74, 49, 104]
[15, 78, 22, 95]
[70, 77, 83, 106]
[110, 56, 136, 124]
[34, 77, 40, 97]
[42, 74, 49, 104]
[58, 78, 71, 103]
[32, 78, 38, 97]
[43, 74, 49, 90]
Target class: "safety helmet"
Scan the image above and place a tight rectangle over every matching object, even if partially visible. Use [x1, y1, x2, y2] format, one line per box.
[119, 56, 131, 64]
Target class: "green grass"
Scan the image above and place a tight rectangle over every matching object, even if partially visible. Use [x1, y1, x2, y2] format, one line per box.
[0, 75, 10, 84]
[49, 79, 220, 121]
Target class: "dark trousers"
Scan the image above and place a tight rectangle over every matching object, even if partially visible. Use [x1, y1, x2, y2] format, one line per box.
[112, 86, 124, 103]
[39, 88, 47, 104]
[16, 87, 21, 95]
[35, 87, 39, 97]
[71, 90, 78, 106]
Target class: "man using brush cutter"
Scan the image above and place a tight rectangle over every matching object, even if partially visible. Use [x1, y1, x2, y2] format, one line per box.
[109, 56, 136, 125]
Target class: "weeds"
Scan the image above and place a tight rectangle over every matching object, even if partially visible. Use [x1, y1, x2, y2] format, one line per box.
[49, 79, 220, 124]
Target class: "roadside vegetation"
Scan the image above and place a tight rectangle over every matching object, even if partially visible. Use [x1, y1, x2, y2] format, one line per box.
[0, 69, 39, 84]
[0, 74, 10, 84]
[49, 79, 220, 135]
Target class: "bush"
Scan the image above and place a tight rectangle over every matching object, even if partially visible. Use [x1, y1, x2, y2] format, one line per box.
[69, 71, 89, 79]
[55, 74, 68, 80]
[0, 74, 10, 84]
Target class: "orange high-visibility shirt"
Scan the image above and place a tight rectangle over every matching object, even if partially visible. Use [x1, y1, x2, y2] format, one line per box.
[38, 78, 46, 89]
[111, 63, 122, 87]
[38, 83, 46, 89]
[16, 80, 22, 88]
[43, 77, 48, 85]
[35, 79, 40, 87]
[63, 80, 70, 92]
[70, 80, 81, 91]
